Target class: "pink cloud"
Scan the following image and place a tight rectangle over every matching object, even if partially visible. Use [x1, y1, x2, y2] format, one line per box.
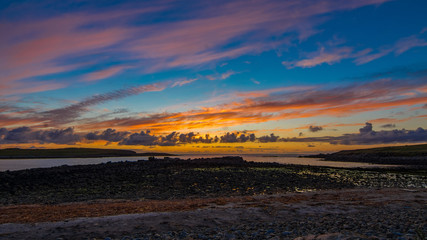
[4, 27, 130, 72]
[206, 70, 238, 81]
[0, 0, 391, 95]
[286, 31, 427, 68]
[353, 49, 392, 65]
[353, 33, 427, 65]
[0, 81, 67, 96]
[82, 66, 128, 82]
[171, 78, 198, 87]
[283, 47, 353, 69]
[394, 35, 427, 55]
[130, 0, 390, 70]
[0, 7, 161, 94]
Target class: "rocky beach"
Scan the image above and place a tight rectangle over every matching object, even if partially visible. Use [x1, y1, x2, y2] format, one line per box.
[0, 156, 426, 239]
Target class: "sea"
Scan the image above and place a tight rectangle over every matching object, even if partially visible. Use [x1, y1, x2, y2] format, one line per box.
[0, 154, 399, 172]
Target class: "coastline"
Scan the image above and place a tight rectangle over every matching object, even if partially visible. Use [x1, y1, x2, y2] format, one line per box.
[0, 148, 176, 159]
[1, 156, 426, 239]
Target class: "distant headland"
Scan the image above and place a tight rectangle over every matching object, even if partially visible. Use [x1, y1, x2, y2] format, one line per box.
[303, 144, 427, 165]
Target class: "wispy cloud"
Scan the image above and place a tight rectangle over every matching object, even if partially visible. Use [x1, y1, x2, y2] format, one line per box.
[0, 77, 201, 129]
[284, 31, 427, 68]
[353, 48, 392, 65]
[394, 35, 427, 55]
[2, 75, 425, 133]
[0, 0, 389, 95]
[41, 82, 169, 125]
[283, 47, 353, 68]
[171, 78, 198, 87]
[354, 33, 427, 65]
[0, 81, 68, 96]
[206, 70, 238, 81]
[0, 7, 161, 95]
[82, 66, 129, 82]
[74, 77, 427, 132]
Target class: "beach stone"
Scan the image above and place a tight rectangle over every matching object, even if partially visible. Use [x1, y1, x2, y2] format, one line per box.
[178, 230, 187, 238]
[225, 233, 236, 239]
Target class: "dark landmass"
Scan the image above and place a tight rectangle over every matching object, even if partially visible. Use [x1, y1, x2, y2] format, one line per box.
[0, 148, 176, 159]
[0, 156, 425, 205]
[303, 144, 427, 165]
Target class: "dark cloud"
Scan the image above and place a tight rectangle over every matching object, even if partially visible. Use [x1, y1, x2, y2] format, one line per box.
[308, 125, 323, 132]
[158, 132, 180, 146]
[119, 130, 158, 146]
[2, 127, 33, 143]
[96, 130, 257, 146]
[220, 132, 239, 143]
[158, 132, 220, 145]
[179, 132, 197, 143]
[285, 122, 427, 145]
[0, 127, 80, 144]
[380, 124, 396, 129]
[86, 128, 130, 142]
[36, 128, 80, 144]
[35, 128, 81, 144]
[359, 122, 373, 134]
[117, 131, 220, 146]
[0, 128, 9, 138]
[331, 127, 427, 145]
[220, 132, 256, 143]
[258, 133, 280, 143]
[2, 123, 426, 147]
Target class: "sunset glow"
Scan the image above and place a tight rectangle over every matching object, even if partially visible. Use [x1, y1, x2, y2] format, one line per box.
[1, 0, 427, 153]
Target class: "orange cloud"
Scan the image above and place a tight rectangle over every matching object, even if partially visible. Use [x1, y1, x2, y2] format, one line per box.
[74, 78, 427, 133]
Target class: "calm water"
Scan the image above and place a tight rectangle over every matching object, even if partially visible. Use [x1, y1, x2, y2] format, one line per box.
[0, 154, 398, 172]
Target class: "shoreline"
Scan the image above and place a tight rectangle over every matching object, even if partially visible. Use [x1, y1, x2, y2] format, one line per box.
[1, 188, 426, 239]
[1, 157, 426, 239]
[0, 157, 425, 205]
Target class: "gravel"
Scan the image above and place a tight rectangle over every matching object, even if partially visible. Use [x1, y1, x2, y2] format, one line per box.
[1, 189, 426, 240]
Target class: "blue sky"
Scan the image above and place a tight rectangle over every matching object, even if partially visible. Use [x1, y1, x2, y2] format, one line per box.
[0, 0, 426, 153]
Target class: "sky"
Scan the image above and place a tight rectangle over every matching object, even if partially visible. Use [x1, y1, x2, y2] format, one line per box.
[1, 0, 427, 154]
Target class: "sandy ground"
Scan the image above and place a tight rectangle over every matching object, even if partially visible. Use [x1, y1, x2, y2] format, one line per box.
[0, 188, 426, 239]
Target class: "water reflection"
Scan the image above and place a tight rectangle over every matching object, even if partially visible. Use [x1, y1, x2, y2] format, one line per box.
[0, 154, 398, 172]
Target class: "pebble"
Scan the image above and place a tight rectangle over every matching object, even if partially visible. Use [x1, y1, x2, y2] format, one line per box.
[90, 205, 427, 240]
